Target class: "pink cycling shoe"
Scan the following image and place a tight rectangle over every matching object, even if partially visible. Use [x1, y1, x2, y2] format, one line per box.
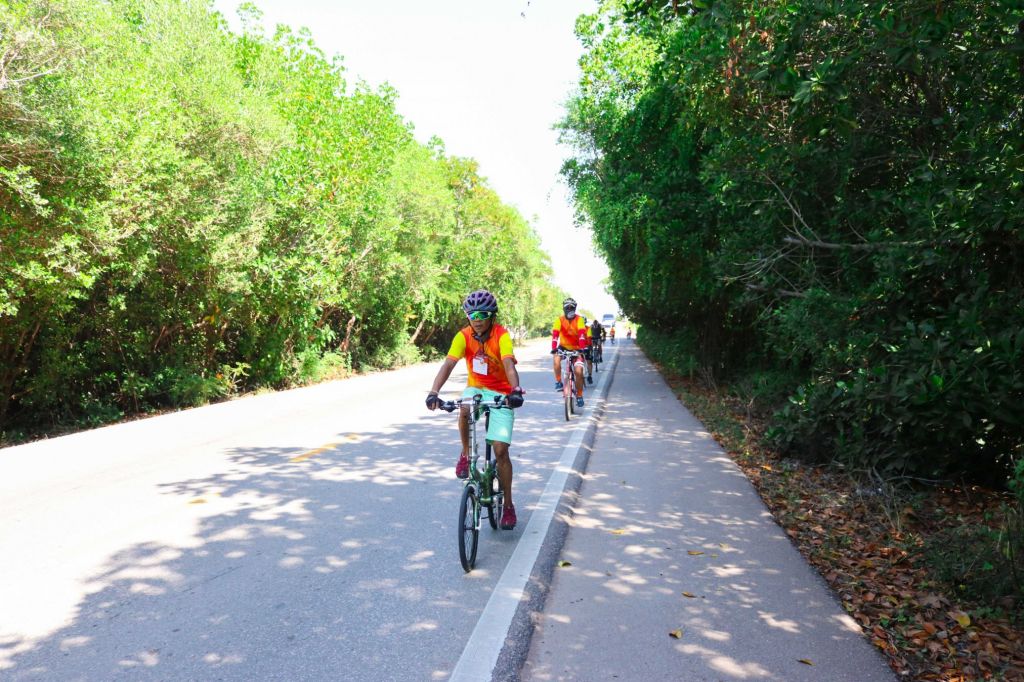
[500, 502, 517, 530]
[455, 453, 469, 479]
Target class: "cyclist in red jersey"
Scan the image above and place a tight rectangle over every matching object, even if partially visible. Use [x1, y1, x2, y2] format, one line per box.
[551, 297, 590, 408]
[425, 289, 525, 530]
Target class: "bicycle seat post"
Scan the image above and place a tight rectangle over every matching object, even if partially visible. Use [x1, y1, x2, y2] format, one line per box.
[484, 406, 492, 468]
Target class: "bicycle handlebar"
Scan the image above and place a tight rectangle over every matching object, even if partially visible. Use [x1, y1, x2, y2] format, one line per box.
[438, 394, 511, 413]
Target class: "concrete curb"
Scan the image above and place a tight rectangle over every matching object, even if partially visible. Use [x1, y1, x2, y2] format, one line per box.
[492, 346, 621, 682]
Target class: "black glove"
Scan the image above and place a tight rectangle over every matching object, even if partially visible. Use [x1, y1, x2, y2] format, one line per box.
[426, 392, 440, 410]
[550, 348, 557, 354]
[507, 387, 525, 409]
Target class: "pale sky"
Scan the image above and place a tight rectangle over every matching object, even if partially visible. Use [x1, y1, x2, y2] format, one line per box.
[212, 0, 619, 319]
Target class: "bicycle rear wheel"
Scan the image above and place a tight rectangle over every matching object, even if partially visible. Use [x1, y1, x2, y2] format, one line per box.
[487, 471, 503, 530]
[459, 484, 479, 572]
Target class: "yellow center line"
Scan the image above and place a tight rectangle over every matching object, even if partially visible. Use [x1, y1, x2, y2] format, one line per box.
[291, 442, 340, 463]
[290, 434, 361, 463]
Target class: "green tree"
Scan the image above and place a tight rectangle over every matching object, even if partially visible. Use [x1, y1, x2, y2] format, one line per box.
[562, 0, 1024, 481]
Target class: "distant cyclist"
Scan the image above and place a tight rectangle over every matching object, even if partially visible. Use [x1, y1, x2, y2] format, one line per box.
[425, 289, 525, 530]
[551, 297, 590, 407]
[609, 325, 616, 344]
[588, 317, 603, 378]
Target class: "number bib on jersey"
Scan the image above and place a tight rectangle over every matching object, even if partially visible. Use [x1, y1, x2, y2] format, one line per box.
[472, 354, 489, 375]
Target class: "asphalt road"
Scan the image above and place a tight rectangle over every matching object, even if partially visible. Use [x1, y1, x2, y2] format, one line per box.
[0, 338, 599, 681]
[1, 339, 895, 682]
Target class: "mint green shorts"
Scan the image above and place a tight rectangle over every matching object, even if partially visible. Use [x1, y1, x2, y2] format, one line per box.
[462, 387, 515, 444]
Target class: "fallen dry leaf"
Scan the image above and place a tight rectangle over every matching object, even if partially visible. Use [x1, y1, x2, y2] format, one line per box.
[669, 629, 683, 639]
[557, 560, 572, 567]
[682, 592, 696, 598]
[798, 658, 814, 666]
[949, 611, 971, 628]
[688, 550, 704, 556]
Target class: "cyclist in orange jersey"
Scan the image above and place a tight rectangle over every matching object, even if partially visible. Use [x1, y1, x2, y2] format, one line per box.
[551, 297, 590, 408]
[425, 289, 525, 529]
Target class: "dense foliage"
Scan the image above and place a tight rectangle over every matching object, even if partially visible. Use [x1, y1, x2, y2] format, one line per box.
[0, 0, 560, 440]
[562, 0, 1024, 482]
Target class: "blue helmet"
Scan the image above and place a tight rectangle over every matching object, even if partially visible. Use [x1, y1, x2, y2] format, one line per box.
[463, 289, 498, 315]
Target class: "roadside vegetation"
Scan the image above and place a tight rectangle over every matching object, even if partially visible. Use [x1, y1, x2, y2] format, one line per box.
[0, 0, 562, 444]
[567, 2, 1023, 678]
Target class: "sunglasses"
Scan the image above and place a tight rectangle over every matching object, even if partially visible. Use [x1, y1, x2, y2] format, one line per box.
[467, 311, 494, 321]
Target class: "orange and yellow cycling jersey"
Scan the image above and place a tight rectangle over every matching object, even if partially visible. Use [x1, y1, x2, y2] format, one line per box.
[447, 323, 516, 394]
[551, 315, 591, 351]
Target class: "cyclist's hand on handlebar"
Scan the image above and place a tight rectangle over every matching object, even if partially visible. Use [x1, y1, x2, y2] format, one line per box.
[426, 392, 440, 410]
[507, 387, 525, 408]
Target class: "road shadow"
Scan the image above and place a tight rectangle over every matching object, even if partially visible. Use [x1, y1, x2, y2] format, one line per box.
[0, 346, 632, 681]
[1, 378, 560, 681]
[522, 343, 893, 682]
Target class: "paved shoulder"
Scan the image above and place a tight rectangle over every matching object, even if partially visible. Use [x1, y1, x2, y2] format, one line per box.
[523, 342, 894, 681]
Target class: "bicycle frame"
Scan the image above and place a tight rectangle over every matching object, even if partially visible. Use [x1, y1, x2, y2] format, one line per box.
[439, 393, 510, 571]
[557, 349, 582, 421]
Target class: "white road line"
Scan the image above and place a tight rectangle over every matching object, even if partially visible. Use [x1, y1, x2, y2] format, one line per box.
[449, 346, 617, 682]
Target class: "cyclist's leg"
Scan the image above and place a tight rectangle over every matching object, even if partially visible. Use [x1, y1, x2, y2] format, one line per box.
[573, 358, 585, 397]
[460, 387, 488, 454]
[481, 388, 516, 527]
[491, 437, 516, 529]
[454, 388, 482, 477]
[458, 406, 470, 456]
[491, 440, 512, 507]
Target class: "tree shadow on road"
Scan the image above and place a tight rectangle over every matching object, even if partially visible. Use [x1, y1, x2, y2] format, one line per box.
[523, 345, 892, 682]
[1, 398, 559, 681]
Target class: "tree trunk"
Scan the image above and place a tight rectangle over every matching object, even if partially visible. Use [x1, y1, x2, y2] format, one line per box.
[341, 315, 357, 353]
[409, 318, 426, 345]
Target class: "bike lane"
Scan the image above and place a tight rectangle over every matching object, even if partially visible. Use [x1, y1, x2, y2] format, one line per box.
[520, 341, 895, 681]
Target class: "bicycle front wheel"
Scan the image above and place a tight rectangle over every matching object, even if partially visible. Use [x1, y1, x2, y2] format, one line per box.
[459, 484, 479, 572]
[562, 366, 571, 421]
